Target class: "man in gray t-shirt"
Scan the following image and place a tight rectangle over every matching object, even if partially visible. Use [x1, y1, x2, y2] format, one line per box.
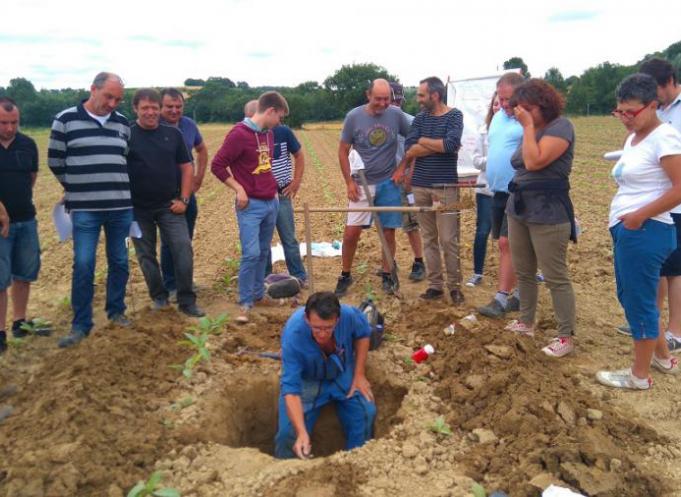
[335, 79, 411, 297]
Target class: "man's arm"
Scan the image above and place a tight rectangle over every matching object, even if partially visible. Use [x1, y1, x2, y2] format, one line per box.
[284, 394, 312, 459]
[211, 132, 249, 209]
[47, 118, 67, 188]
[418, 137, 446, 153]
[283, 149, 305, 199]
[346, 337, 373, 401]
[0, 201, 9, 238]
[192, 141, 209, 193]
[338, 141, 360, 202]
[170, 162, 193, 214]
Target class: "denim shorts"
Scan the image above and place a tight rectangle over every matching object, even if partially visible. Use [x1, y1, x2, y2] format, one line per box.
[0, 218, 41, 290]
[347, 177, 402, 229]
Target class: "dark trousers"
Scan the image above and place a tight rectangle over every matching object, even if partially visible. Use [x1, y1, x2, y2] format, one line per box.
[160, 194, 197, 292]
[133, 206, 195, 307]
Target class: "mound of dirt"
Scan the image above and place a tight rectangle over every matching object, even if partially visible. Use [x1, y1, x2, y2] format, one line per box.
[400, 303, 670, 497]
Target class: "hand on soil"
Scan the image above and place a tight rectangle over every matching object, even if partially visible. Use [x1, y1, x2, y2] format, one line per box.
[347, 374, 374, 402]
[293, 433, 312, 460]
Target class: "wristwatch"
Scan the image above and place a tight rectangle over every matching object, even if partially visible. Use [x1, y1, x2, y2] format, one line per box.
[180, 196, 190, 205]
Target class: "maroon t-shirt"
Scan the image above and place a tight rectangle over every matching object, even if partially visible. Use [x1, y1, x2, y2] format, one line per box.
[211, 122, 278, 199]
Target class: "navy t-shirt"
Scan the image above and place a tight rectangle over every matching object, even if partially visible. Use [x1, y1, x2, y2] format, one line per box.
[271, 125, 301, 188]
[0, 132, 38, 222]
[127, 123, 191, 210]
[162, 116, 203, 163]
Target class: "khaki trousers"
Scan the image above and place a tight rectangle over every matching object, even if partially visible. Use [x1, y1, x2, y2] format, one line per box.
[507, 215, 576, 336]
[413, 186, 461, 291]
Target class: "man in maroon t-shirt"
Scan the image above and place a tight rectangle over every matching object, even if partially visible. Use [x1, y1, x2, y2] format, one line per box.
[212, 91, 289, 323]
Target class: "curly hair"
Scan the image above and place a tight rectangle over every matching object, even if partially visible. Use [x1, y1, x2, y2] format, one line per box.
[509, 78, 565, 123]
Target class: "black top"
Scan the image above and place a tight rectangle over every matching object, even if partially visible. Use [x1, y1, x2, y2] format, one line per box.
[127, 123, 191, 210]
[0, 132, 38, 222]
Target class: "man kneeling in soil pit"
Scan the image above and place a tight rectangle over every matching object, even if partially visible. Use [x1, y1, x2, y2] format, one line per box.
[275, 291, 376, 459]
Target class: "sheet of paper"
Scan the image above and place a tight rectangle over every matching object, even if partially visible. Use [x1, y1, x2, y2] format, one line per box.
[52, 202, 72, 242]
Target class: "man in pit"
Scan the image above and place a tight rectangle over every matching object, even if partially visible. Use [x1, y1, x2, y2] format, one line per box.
[274, 291, 376, 459]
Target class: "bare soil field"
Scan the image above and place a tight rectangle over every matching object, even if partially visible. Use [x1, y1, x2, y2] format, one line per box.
[1, 118, 680, 497]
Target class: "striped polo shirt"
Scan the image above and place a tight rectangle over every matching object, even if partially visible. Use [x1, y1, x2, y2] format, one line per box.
[48, 102, 132, 211]
[405, 108, 463, 188]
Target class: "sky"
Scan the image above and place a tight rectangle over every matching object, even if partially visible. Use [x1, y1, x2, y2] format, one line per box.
[3, 0, 680, 90]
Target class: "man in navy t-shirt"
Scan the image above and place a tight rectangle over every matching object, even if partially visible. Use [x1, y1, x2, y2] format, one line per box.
[128, 88, 204, 318]
[159, 88, 209, 297]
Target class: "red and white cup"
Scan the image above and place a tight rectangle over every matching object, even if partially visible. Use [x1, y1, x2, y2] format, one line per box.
[411, 344, 435, 363]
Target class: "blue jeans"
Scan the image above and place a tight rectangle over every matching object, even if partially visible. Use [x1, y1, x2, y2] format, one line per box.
[473, 193, 493, 275]
[236, 197, 279, 306]
[265, 195, 307, 280]
[160, 193, 197, 292]
[611, 219, 675, 340]
[274, 378, 376, 459]
[0, 218, 41, 291]
[71, 209, 133, 334]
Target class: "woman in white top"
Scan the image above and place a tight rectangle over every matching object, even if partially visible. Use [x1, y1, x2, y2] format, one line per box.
[597, 73, 681, 389]
[466, 93, 498, 287]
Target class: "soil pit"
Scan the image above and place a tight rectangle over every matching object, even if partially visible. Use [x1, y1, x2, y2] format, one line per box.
[188, 369, 407, 457]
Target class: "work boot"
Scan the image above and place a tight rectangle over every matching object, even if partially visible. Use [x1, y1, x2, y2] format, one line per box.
[334, 274, 353, 297]
[179, 304, 206, 318]
[152, 298, 170, 311]
[506, 295, 520, 312]
[478, 298, 506, 318]
[109, 313, 132, 327]
[409, 261, 426, 282]
[58, 330, 87, 349]
[382, 273, 395, 294]
[420, 288, 444, 300]
[450, 288, 465, 306]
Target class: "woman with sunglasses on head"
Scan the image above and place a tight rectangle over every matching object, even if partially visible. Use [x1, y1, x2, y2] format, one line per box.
[597, 73, 681, 389]
[504, 79, 577, 357]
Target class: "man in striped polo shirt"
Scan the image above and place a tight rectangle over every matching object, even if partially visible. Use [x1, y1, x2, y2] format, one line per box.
[48, 72, 133, 348]
[395, 76, 465, 305]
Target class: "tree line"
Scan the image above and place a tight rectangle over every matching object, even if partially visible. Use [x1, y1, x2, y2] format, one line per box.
[2, 40, 679, 128]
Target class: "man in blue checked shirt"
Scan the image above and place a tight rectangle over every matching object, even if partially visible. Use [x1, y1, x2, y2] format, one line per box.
[275, 291, 376, 459]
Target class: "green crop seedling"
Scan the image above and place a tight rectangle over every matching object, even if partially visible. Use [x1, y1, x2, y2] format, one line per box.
[189, 314, 228, 336]
[127, 471, 180, 497]
[471, 482, 486, 497]
[429, 416, 453, 436]
[19, 318, 52, 335]
[174, 332, 210, 378]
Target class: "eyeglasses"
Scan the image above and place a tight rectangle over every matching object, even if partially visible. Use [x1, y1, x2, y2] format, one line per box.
[612, 104, 649, 120]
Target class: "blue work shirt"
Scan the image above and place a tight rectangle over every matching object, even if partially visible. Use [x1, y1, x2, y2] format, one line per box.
[280, 305, 371, 397]
[486, 110, 523, 193]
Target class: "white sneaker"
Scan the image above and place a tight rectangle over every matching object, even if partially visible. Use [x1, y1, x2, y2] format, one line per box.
[466, 274, 483, 287]
[505, 319, 535, 337]
[651, 355, 680, 375]
[542, 337, 574, 357]
[235, 305, 251, 324]
[596, 368, 651, 390]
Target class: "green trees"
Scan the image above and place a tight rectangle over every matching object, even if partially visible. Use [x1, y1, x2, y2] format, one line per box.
[323, 63, 399, 116]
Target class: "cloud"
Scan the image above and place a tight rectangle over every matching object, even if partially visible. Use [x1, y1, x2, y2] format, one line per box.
[247, 51, 274, 59]
[0, 34, 101, 46]
[548, 10, 600, 23]
[127, 35, 203, 49]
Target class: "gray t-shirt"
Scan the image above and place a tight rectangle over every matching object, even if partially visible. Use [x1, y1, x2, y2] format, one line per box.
[341, 105, 411, 184]
[507, 116, 575, 224]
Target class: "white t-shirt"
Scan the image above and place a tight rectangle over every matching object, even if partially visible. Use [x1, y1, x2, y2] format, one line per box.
[658, 93, 681, 213]
[86, 109, 111, 126]
[609, 123, 681, 227]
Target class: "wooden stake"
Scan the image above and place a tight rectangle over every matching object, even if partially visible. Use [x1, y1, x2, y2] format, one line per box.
[303, 202, 314, 293]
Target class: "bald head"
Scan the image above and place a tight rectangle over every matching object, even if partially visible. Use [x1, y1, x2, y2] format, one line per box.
[243, 99, 258, 118]
[366, 79, 391, 115]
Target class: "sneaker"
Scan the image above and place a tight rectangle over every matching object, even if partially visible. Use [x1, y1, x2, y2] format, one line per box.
[465, 274, 483, 287]
[478, 298, 506, 318]
[235, 305, 251, 324]
[615, 324, 632, 337]
[334, 274, 353, 297]
[109, 314, 132, 327]
[420, 288, 444, 300]
[179, 304, 206, 318]
[409, 261, 426, 282]
[542, 337, 574, 357]
[665, 332, 681, 354]
[651, 355, 680, 375]
[382, 273, 395, 294]
[505, 319, 535, 337]
[505, 295, 520, 312]
[596, 368, 651, 390]
[12, 319, 52, 338]
[450, 288, 465, 306]
[58, 330, 87, 349]
[152, 298, 170, 311]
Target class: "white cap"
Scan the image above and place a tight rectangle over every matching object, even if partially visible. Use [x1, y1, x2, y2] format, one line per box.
[424, 344, 435, 355]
